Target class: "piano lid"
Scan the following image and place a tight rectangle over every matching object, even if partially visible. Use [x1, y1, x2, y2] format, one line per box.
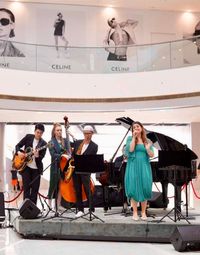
[116, 117, 198, 160]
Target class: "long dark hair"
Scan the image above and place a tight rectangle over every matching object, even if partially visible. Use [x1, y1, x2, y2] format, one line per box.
[0, 8, 15, 38]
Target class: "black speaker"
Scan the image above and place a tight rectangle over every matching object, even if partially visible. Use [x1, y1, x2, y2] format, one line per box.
[0, 192, 5, 223]
[171, 226, 200, 252]
[19, 199, 40, 219]
[148, 191, 168, 208]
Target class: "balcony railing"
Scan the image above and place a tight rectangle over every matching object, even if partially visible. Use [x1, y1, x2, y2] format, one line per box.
[0, 36, 200, 73]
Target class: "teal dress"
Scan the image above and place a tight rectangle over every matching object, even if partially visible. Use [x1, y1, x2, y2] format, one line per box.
[124, 136, 153, 202]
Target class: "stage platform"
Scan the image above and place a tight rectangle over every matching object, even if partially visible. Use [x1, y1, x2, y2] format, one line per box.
[10, 207, 200, 243]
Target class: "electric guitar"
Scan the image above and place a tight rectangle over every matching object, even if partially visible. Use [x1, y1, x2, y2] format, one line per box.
[12, 142, 52, 172]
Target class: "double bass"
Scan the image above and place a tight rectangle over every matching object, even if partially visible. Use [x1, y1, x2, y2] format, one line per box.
[59, 116, 94, 203]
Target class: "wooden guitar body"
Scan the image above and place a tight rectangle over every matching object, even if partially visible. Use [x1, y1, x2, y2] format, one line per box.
[12, 143, 52, 172]
[12, 147, 33, 172]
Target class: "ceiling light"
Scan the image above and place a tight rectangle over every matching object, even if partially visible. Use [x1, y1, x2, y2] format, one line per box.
[103, 7, 116, 18]
[181, 11, 195, 23]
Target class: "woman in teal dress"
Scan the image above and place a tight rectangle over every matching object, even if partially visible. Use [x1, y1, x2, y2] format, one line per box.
[125, 121, 154, 221]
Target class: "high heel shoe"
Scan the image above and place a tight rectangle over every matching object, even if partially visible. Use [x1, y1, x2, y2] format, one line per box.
[132, 215, 139, 221]
[141, 214, 147, 221]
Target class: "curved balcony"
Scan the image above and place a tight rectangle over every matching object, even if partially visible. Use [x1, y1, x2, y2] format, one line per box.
[0, 36, 200, 73]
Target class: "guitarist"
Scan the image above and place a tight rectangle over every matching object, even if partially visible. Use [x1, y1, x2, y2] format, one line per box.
[15, 124, 47, 205]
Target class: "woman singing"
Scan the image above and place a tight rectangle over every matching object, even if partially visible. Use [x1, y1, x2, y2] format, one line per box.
[47, 123, 71, 208]
[125, 121, 154, 221]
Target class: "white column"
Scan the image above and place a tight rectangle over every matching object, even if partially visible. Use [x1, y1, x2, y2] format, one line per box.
[0, 123, 5, 192]
[190, 122, 200, 210]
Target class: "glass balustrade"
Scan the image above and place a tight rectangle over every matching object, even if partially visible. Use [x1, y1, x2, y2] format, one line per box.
[0, 36, 199, 73]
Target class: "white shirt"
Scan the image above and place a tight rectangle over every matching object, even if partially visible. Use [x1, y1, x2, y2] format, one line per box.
[81, 143, 89, 155]
[27, 138, 39, 169]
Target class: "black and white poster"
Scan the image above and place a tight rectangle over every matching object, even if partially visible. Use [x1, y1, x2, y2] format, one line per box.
[104, 17, 138, 61]
[0, 1, 200, 72]
[0, 8, 25, 57]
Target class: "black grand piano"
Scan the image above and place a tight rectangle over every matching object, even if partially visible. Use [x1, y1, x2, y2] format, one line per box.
[98, 117, 198, 212]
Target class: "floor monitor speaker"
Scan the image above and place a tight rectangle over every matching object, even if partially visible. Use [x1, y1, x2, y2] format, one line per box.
[170, 226, 200, 252]
[19, 199, 40, 219]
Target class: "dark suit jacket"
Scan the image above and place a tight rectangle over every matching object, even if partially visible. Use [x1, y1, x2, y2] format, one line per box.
[73, 139, 98, 156]
[15, 134, 47, 174]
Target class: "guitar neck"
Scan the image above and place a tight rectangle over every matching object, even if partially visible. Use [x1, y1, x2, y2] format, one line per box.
[27, 144, 47, 156]
[37, 144, 47, 151]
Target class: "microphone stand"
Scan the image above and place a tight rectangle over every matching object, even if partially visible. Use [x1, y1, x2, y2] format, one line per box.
[104, 126, 131, 215]
[27, 156, 59, 217]
[104, 158, 131, 217]
[42, 154, 73, 221]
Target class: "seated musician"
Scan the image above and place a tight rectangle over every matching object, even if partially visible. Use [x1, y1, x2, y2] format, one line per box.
[114, 145, 128, 212]
[73, 125, 98, 218]
[15, 124, 47, 205]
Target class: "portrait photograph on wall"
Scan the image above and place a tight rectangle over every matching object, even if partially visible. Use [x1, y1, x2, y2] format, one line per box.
[0, 8, 25, 57]
[104, 17, 138, 61]
[53, 12, 69, 58]
[0, 1, 200, 73]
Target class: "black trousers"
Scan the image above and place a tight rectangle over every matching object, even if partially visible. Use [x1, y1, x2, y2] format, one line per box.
[107, 52, 127, 61]
[21, 166, 41, 205]
[73, 173, 93, 212]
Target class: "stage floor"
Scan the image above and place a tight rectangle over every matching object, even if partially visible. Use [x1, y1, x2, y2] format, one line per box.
[10, 206, 200, 243]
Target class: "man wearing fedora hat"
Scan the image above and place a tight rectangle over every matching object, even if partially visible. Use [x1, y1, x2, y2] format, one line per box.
[73, 125, 98, 217]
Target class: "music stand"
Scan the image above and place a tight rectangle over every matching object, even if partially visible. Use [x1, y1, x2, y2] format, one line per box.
[72, 154, 105, 223]
[157, 151, 192, 224]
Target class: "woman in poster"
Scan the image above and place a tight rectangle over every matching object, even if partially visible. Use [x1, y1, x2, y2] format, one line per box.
[0, 8, 25, 57]
[54, 12, 68, 57]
